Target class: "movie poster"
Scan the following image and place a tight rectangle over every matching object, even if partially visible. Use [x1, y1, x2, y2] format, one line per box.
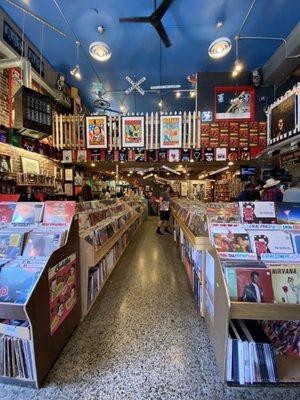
[160, 115, 182, 148]
[49, 253, 77, 335]
[122, 116, 144, 148]
[86, 116, 107, 148]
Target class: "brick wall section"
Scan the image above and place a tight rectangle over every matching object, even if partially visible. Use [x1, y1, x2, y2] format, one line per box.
[0, 68, 9, 127]
[0, 142, 58, 177]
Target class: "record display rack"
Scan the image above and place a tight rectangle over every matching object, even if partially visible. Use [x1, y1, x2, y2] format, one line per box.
[80, 209, 145, 319]
[203, 248, 300, 386]
[0, 216, 81, 388]
[171, 208, 212, 315]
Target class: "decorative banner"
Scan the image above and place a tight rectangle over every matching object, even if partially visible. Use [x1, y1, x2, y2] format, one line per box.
[249, 121, 259, 147]
[49, 253, 77, 336]
[219, 121, 229, 147]
[160, 115, 182, 148]
[239, 122, 249, 147]
[200, 123, 210, 147]
[86, 116, 107, 148]
[215, 86, 255, 120]
[122, 116, 145, 148]
[210, 123, 220, 147]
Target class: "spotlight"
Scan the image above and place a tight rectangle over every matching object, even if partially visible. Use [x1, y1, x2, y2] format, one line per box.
[97, 25, 105, 34]
[158, 100, 163, 108]
[228, 161, 234, 166]
[234, 60, 243, 72]
[120, 103, 125, 112]
[216, 21, 223, 29]
[70, 65, 81, 80]
[232, 70, 238, 78]
[176, 91, 181, 98]
[190, 91, 196, 98]
[91, 163, 95, 167]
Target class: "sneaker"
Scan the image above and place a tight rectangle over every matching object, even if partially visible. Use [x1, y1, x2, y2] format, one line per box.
[164, 227, 172, 234]
[156, 228, 164, 235]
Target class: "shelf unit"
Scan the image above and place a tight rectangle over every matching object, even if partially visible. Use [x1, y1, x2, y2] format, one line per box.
[0, 217, 81, 388]
[203, 248, 300, 386]
[80, 209, 144, 319]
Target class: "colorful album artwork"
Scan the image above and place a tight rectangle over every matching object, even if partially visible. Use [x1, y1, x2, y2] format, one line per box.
[43, 201, 76, 224]
[276, 203, 300, 225]
[23, 232, 64, 258]
[249, 231, 294, 257]
[168, 149, 180, 162]
[49, 253, 77, 335]
[0, 232, 24, 259]
[12, 203, 44, 224]
[239, 202, 277, 224]
[226, 267, 274, 303]
[86, 116, 107, 148]
[122, 116, 144, 148]
[0, 203, 16, 224]
[271, 266, 300, 304]
[292, 234, 300, 254]
[160, 115, 182, 148]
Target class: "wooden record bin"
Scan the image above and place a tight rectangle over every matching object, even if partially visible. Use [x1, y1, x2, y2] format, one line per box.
[0, 216, 81, 388]
[203, 248, 300, 386]
[80, 209, 145, 319]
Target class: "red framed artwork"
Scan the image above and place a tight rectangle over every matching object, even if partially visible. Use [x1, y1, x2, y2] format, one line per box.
[214, 86, 255, 121]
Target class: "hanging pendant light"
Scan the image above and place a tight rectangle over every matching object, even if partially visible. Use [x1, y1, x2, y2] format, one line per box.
[70, 41, 82, 80]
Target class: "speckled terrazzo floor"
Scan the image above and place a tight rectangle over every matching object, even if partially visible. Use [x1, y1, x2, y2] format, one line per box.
[1, 217, 300, 400]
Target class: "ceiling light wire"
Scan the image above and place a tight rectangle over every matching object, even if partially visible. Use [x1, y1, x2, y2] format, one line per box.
[52, 0, 106, 92]
[237, 0, 256, 37]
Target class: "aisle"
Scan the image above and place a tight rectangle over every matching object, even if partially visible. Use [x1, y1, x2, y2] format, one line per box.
[1, 218, 299, 400]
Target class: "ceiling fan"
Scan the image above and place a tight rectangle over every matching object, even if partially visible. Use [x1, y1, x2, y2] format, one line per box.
[119, 0, 175, 48]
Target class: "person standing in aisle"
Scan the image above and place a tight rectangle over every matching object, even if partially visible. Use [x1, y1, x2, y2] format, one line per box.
[105, 187, 111, 199]
[283, 177, 300, 202]
[156, 185, 171, 235]
[238, 183, 255, 201]
[261, 178, 283, 202]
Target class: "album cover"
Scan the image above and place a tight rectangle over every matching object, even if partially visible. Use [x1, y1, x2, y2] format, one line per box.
[226, 268, 274, 303]
[271, 266, 300, 304]
[0, 266, 41, 304]
[192, 149, 202, 162]
[106, 151, 113, 162]
[211, 226, 251, 253]
[181, 149, 190, 162]
[228, 147, 238, 161]
[276, 203, 300, 225]
[261, 320, 300, 356]
[291, 233, 300, 254]
[215, 148, 227, 161]
[91, 149, 100, 161]
[239, 202, 277, 224]
[0, 203, 16, 224]
[119, 149, 127, 162]
[22, 232, 63, 257]
[62, 150, 72, 163]
[12, 203, 44, 224]
[147, 150, 157, 162]
[77, 150, 87, 163]
[135, 149, 145, 162]
[168, 149, 180, 162]
[249, 231, 294, 256]
[204, 148, 214, 162]
[0, 232, 24, 259]
[43, 201, 76, 224]
[158, 149, 167, 161]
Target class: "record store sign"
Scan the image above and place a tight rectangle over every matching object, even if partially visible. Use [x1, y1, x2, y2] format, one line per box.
[280, 149, 300, 167]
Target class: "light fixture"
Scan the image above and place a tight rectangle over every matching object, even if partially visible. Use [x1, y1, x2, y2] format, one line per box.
[158, 99, 163, 108]
[216, 21, 223, 29]
[234, 60, 243, 72]
[232, 70, 238, 78]
[70, 41, 82, 80]
[187, 173, 190, 176]
[89, 41, 111, 62]
[97, 25, 105, 34]
[120, 103, 125, 112]
[208, 37, 232, 59]
[190, 91, 196, 98]
[166, 172, 170, 175]
[91, 163, 95, 167]
[228, 161, 234, 166]
[182, 169, 186, 173]
[176, 91, 181, 98]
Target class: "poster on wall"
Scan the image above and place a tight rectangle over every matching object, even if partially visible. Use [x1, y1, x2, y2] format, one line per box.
[215, 86, 255, 121]
[21, 157, 40, 174]
[270, 95, 296, 141]
[168, 149, 180, 162]
[86, 116, 107, 148]
[122, 116, 145, 148]
[181, 182, 188, 197]
[49, 253, 77, 335]
[160, 115, 182, 148]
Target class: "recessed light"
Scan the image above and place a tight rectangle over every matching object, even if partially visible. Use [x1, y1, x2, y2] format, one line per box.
[208, 37, 232, 59]
[89, 41, 111, 62]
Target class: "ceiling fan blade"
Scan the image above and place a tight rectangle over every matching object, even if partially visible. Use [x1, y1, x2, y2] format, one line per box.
[155, 0, 175, 19]
[153, 21, 171, 47]
[119, 16, 150, 23]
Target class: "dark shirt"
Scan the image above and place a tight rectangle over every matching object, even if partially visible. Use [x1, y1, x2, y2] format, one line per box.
[261, 187, 283, 202]
[238, 190, 254, 202]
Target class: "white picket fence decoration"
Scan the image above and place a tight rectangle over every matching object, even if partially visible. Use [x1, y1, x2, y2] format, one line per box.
[52, 111, 201, 150]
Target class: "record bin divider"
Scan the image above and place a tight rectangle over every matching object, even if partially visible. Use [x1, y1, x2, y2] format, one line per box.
[80, 209, 145, 320]
[171, 208, 300, 386]
[0, 216, 81, 388]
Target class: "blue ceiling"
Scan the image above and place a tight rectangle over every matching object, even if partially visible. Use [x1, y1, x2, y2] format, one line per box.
[0, 0, 299, 113]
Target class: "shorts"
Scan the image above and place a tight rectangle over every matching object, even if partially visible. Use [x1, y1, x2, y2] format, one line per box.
[160, 210, 170, 221]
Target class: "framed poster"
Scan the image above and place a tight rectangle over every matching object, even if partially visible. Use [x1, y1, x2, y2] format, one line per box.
[3, 21, 24, 56]
[122, 116, 145, 148]
[77, 150, 87, 162]
[0, 155, 12, 173]
[65, 168, 74, 181]
[215, 86, 255, 121]
[168, 149, 180, 162]
[62, 150, 72, 163]
[28, 47, 44, 77]
[21, 157, 40, 174]
[268, 91, 297, 144]
[160, 115, 182, 148]
[86, 116, 107, 148]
